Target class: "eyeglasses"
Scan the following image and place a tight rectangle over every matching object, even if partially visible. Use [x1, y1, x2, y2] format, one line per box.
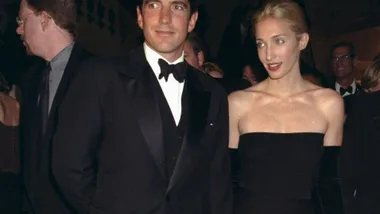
[16, 12, 35, 26]
[331, 54, 355, 62]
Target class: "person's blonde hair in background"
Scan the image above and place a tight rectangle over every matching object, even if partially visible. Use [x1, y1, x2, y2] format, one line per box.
[361, 59, 380, 93]
[203, 62, 224, 78]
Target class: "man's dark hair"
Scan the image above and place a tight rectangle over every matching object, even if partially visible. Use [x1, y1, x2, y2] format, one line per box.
[330, 41, 356, 58]
[186, 32, 207, 58]
[137, 0, 199, 14]
[26, 0, 77, 37]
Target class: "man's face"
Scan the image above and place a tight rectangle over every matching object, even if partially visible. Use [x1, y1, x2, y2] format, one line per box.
[136, 0, 198, 62]
[331, 46, 355, 79]
[16, 0, 43, 56]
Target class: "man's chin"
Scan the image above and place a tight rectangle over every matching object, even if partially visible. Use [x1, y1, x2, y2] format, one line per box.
[24, 46, 33, 56]
[334, 72, 349, 78]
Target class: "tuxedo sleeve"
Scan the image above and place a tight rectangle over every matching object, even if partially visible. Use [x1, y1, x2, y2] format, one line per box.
[339, 99, 360, 208]
[52, 60, 105, 214]
[208, 92, 233, 214]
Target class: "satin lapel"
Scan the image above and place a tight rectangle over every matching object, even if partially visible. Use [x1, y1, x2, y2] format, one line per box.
[125, 63, 167, 181]
[167, 66, 210, 193]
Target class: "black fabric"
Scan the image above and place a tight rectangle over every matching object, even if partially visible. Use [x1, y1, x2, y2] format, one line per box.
[340, 85, 353, 95]
[0, 173, 21, 214]
[235, 132, 324, 214]
[316, 146, 344, 214]
[341, 91, 380, 214]
[20, 43, 93, 214]
[39, 63, 50, 136]
[158, 59, 186, 83]
[153, 79, 188, 179]
[50, 45, 232, 214]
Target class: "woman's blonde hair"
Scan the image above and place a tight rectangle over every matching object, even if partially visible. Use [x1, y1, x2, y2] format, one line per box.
[361, 59, 380, 90]
[252, 1, 308, 36]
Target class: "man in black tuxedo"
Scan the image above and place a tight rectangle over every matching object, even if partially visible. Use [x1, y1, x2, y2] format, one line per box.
[329, 42, 363, 114]
[51, 0, 232, 214]
[17, 0, 92, 213]
[340, 91, 380, 214]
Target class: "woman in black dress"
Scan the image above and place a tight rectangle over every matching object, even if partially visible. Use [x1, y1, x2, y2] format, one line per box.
[228, 2, 345, 214]
[0, 71, 21, 214]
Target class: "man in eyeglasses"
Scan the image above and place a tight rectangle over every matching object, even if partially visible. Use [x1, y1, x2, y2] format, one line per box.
[330, 41, 363, 98]
[315, 41, 364, 214]
[16, 0, 92, 213]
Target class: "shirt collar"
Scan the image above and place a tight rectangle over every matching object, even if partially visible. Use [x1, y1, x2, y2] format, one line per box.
[335, 80, 356, 92]
[49, 42, 75, 70]
[143, 42, 184, 78]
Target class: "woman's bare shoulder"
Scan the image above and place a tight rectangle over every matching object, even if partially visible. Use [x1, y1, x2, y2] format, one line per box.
[0, 93, 20, 126]
[313, 87, 342, 103]
[229, 84, 265, 105]
[312, 88, 344, 115]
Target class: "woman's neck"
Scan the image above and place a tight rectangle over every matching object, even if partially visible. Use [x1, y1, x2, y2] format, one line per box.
[264, 70, 307, 97]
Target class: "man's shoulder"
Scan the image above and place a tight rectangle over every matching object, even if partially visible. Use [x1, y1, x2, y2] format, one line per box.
[78, 56, 129, 73]
[354, 91, 380, 110]
[188, 66, 226, 94]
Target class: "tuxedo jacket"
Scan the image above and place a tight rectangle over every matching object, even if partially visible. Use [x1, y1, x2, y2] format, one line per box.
[52, 45, 233, 214]
[340, 91, 380, 214]
[20, 43, 93, 214]
[328, 81, 364, 115]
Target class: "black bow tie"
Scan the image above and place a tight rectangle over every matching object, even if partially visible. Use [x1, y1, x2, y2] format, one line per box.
[340, 85, 353, 95]
[158, 59, 186, 83]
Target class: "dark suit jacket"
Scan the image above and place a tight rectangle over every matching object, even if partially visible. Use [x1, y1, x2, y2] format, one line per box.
[52, 45, 233, 214]
[340, 91, 380, 214]
[20, 43, 93, 214]
[328, 81, 364, 115]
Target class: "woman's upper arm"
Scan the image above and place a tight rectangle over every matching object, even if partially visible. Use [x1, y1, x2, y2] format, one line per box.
[323, 92, 345, 146]
[228, 92, 243, 149]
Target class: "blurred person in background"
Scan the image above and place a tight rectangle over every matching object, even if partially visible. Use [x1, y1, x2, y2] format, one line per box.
[361, 59, 380, 93]
[0, 71, 20, 214]
[340, 59, 380, 214]
[203, 61, 224, 78]
[184, 31, 206, 71]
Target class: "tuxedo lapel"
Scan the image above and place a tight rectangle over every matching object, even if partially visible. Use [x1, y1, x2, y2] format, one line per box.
[122, 46, 167, 181]
[167, 66, 210, 193]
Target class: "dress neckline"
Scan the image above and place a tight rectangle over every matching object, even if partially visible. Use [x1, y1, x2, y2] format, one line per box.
[240, 132, 325, 137]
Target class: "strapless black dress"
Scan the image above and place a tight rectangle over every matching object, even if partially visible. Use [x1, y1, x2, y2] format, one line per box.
[0, 122, 20, 214]
[234, 132, 324, 214]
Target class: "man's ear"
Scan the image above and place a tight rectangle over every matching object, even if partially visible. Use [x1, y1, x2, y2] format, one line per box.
[136, 6, 143, 29]
[197, 51, 205, 66]
[39, 11, 51, 30]
[187, 11, 198, 32]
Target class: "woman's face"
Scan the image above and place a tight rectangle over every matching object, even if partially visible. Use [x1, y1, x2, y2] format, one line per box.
[255, 18, 308, 79]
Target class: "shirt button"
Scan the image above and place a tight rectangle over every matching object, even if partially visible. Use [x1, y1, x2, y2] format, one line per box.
[172, 156, 177, 160]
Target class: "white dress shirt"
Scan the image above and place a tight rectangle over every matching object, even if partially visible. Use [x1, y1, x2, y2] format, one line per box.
[335, 81, 357, 97]
[144, 43, 185, 125]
